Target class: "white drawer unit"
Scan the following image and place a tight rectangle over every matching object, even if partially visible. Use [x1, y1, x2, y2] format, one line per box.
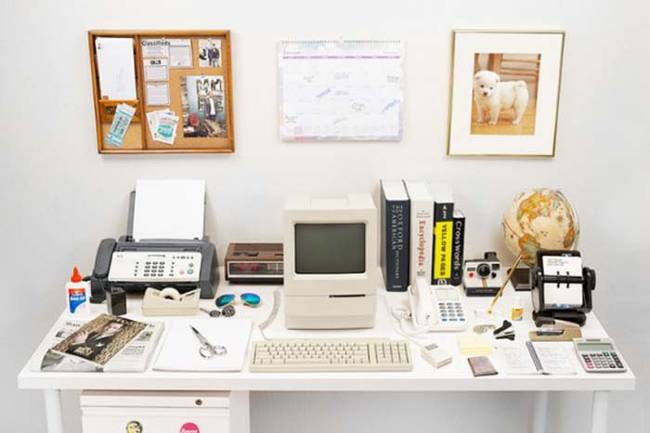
[81, 391, 230, 433]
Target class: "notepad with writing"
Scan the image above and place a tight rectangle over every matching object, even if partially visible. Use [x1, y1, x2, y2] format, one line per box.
[153, 318, 252, 372]
[526, 341, 577, 375]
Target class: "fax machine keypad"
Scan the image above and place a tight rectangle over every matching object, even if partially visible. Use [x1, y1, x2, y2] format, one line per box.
[108, 252, 201, 282]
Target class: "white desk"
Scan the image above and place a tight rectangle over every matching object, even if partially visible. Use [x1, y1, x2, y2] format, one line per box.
[18, 280, 635, 433]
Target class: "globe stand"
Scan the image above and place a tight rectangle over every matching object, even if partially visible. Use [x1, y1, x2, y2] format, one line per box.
[487, 254, 522, 315]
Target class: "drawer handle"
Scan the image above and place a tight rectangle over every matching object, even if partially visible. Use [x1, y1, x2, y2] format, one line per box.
[195, 399, 203, 406]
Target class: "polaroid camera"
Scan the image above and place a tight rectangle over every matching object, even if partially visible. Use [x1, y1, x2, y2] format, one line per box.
[463, 251, 505, 296]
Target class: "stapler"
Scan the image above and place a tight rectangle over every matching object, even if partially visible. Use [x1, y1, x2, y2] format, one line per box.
[529, 317, 582, 342]
[493, 320, 515, 341]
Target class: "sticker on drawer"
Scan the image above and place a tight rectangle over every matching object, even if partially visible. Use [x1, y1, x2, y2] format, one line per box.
[126, 421, 143, 433]
[180, 423, 199, 433]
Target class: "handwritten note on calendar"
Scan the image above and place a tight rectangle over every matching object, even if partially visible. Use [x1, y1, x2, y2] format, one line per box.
[279, 40, 404, 141]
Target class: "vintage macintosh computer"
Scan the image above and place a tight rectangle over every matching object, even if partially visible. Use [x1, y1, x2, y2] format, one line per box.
[283, 194, 378, 329]
[249, 193, 412, 372]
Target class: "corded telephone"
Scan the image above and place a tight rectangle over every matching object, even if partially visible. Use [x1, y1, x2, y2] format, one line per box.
[394, 278, 468, 334]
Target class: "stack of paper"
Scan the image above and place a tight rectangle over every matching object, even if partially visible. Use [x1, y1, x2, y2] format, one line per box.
[146, 109, 179, 144]
[153, 319, 253, 372]
[95, 37, 137, 100]
[132, 179, 205, 241]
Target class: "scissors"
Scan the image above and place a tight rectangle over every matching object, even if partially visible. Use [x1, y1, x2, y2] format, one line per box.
[190, 326, 227, 358]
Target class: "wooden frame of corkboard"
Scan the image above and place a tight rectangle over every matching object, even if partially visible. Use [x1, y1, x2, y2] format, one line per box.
[88, 30, 235, 154]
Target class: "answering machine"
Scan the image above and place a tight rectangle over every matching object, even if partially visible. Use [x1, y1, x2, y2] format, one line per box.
[90, 189, 218, 303]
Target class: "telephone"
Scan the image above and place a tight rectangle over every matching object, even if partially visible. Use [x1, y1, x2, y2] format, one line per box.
[398, 278, 467, 334]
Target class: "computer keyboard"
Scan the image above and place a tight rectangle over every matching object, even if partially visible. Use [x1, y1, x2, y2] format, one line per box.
[249, 338, 413, 372]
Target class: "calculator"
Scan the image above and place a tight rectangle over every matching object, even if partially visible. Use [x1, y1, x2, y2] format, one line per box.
[573, 338, 627, 373]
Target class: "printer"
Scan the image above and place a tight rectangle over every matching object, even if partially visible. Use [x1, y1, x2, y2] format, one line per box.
[90, 180, 218, 303]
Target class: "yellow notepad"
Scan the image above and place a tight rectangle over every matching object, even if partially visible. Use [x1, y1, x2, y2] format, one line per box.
[457, 334, 493, 357]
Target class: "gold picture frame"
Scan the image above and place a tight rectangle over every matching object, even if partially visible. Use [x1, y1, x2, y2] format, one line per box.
[447, 29, 566, 157]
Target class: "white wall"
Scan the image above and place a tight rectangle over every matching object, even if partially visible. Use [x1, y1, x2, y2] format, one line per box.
[1, 0, 648, 431]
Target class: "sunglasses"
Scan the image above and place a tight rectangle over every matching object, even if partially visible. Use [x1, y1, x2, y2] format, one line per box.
[215, 292, 261, 308]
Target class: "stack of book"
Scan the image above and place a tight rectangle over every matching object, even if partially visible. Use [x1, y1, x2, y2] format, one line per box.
[380, 180, 465, 291]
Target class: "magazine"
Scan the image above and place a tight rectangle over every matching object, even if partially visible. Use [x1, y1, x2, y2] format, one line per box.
[41, 314, 163, 372]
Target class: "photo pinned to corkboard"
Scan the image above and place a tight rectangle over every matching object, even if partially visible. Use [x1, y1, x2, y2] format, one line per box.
[88, 30, 235, 154]
[198, 38, 222, 68]
[181, 75, 228, 139]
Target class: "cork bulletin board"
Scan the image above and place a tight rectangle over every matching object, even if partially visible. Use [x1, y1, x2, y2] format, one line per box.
[89, 30, 235, 154]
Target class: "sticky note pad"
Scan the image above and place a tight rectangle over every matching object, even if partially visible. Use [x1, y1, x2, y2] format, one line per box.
[457, 334, 493, 357]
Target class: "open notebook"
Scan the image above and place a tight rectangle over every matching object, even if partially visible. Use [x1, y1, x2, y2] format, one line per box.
[495, 342, 577, 376]
[153, 318, 253, 372]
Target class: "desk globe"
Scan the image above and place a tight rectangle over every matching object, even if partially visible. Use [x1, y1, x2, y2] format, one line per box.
[502, 188, 579, 266]
[488, 188, 579, 314]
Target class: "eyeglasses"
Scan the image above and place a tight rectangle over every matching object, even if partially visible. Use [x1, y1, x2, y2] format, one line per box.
[215, 292, 261, 308]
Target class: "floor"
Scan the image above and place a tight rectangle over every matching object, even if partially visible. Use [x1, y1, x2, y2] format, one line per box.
[470, 97, 537, 135]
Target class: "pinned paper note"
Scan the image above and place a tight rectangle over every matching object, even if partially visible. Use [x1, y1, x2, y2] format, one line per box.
[168, 39, 192, 67]
[144, 58, 169, 81]
[95, 38, 137, 100]
[147, 110, 179, 144]
[106, 103, 136, 146]
[145, 82, 170, 106]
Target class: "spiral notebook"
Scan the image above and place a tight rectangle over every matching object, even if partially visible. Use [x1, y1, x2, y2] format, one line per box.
[495, 342, 577, 376]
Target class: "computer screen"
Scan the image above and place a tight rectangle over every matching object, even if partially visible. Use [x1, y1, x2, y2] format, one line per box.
[294, 223, 366, 274]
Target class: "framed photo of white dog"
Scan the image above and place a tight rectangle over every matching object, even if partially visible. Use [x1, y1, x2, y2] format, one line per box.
[447, 30, 565, 156]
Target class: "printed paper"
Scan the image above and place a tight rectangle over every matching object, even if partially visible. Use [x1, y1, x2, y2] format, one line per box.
[143, 58, 169, 81]
[147, 109, 179, 145]
[95, 37, 137, 100]
[145, 82, 170, 106]
[141, 39, 169, 58]
[168, 39, 193, 67]
[106, 103, 136, 146]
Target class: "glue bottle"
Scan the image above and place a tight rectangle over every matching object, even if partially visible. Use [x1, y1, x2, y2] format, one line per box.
[66, 266, 90, 317]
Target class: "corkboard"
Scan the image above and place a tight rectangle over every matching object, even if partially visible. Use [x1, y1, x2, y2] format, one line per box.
[88, 30, 235, 154]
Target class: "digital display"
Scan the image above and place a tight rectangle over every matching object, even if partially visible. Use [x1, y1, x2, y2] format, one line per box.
[295, 223, 365, 274]
[228, 262, 283, 275]
[578, 343, 614, 352]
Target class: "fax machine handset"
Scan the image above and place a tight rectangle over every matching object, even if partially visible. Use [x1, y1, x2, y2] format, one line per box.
[90, 238, 117, 303]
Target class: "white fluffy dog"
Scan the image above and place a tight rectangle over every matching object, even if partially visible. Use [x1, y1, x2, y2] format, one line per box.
[473, 70, 529, 126]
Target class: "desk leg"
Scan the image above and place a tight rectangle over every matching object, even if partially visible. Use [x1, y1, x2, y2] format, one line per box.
[531, 391, 549, 433]
[230, 391, 250, 433]
[591, 391, 609, 433]
[43, 389, 64, 433]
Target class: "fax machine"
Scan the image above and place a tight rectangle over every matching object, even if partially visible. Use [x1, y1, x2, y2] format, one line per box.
[90, 186, 218, 303]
